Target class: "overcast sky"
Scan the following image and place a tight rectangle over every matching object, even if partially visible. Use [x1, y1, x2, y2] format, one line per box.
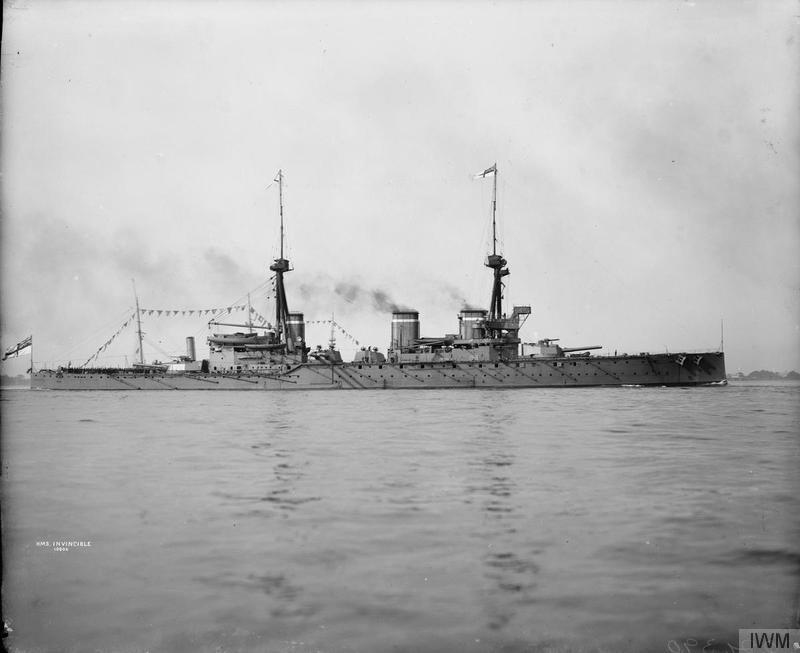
[1, 0, 798, 375]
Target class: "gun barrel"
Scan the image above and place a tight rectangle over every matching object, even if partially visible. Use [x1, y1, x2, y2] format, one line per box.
[560, 345, 603, 353]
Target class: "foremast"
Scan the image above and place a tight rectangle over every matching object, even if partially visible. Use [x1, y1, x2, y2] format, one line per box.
[269, 169, 295, 353]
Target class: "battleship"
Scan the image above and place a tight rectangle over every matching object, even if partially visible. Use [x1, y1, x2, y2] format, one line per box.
[31, 166, 726, 390]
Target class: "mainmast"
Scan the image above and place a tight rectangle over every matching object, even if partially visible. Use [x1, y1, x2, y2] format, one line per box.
[278, 169, 285, 259]
[480, 163, 509, 324]
[492, 162, 498, 256]
[269, 169, 294, 352]
[132, 279, 144, 365]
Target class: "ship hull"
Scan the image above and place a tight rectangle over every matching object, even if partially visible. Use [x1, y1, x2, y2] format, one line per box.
[31, 352, 725, 390]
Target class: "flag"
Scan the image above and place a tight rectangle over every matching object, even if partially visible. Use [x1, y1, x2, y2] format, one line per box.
[474, 163, 496, 179]
[3, 335, 32, 360]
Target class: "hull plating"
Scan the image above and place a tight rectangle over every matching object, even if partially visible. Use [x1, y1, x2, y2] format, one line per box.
[31, 352, 725, 390]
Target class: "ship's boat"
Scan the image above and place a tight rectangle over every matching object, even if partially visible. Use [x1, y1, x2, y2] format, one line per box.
[30, 166, 726, 390]
[207, 333, 276, 347]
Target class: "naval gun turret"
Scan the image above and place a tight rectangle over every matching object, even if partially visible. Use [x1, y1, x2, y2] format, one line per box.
[525, 338, 603, 358]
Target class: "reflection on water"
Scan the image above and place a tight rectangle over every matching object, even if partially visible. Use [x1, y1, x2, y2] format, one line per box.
[3, 382, 799, 652]
[465, 422, 543, 633]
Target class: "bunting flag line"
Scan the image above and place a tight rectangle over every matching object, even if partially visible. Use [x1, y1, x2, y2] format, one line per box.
[3, 335, 32, 361]
[300, 320, 360, 346]
[248, 307, 270, 326]
[141, 304, 248, 316]
[76, 310, 367, 368]
[81, 313, 136, 367]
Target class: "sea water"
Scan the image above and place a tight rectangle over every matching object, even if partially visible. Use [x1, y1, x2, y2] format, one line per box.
[2, 382, 798, 653]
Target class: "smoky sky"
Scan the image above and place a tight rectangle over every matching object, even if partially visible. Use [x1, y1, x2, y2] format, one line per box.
[299, 277, 416, 313]
[335, 282, 405, 313]
[1, 1, 798, 372]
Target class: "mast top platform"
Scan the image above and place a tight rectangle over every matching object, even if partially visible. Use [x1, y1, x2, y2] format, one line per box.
[485, 254, 507, 269]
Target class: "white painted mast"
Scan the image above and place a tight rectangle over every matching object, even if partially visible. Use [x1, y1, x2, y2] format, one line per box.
[132, 279, 144, 365]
